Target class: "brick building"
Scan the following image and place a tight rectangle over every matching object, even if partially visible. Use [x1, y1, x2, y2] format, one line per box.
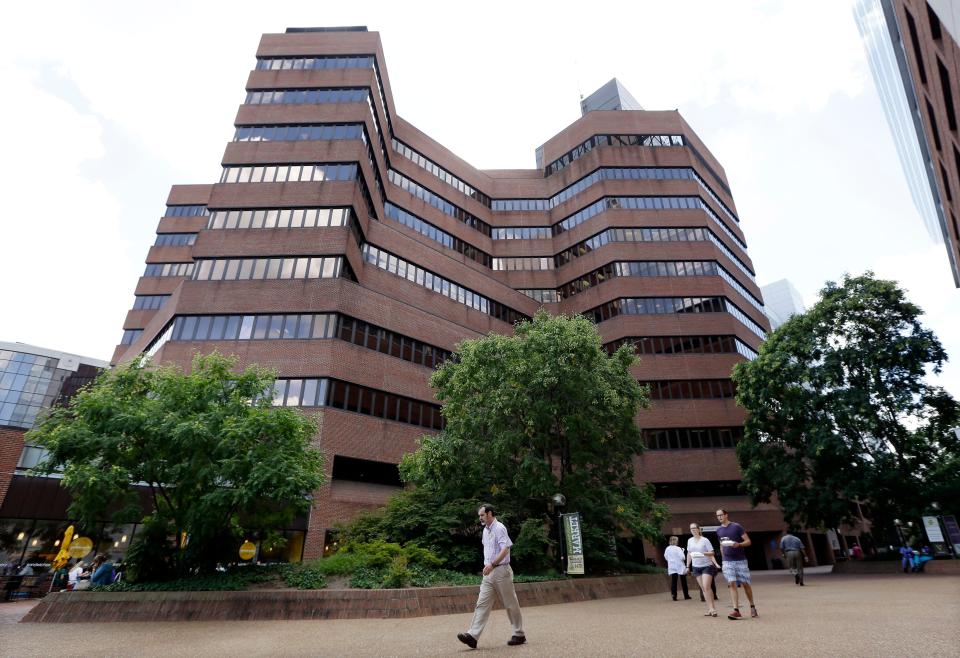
[109, 26, 830, 568]
[857, 0, 960, 286]
[0, 342, 108, 570]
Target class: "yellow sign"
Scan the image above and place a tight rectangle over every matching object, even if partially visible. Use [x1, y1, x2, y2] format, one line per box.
[238, 541, 257, 560]
[52, 526, 75, 570]
[68, 536, 94, 558]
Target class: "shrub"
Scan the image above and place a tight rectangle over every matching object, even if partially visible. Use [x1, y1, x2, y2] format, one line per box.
[510, 518, 555, 574]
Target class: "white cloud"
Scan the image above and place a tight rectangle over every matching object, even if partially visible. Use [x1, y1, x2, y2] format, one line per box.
[0, 64, 131, 359]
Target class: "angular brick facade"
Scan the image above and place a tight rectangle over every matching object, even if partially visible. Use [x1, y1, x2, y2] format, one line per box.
[113, 27, 780, 563]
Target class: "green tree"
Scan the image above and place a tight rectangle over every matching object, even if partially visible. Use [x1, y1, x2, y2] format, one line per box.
[732, 272, 960, 536]
[28, 352, 324, 578]
[345, 311, 666, 572]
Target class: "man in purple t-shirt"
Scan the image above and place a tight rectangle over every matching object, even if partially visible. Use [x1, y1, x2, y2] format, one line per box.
[715, 508, 758, 620]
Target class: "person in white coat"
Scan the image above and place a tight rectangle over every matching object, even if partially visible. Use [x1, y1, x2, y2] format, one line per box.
[664, 536, 691, 600]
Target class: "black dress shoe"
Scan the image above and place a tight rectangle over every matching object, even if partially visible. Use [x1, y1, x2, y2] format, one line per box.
[457, 633, 477, 649]
[684, 596, 693, 600]
[507, 635, 526, 646]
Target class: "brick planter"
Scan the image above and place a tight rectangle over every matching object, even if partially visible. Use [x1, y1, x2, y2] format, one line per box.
[833, 559, 960, 575]
[22, 574, 669, 623]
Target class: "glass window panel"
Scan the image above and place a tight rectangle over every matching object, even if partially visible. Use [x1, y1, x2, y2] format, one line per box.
[224, 260, 240, 280]
[296, 314, 313, 339]
[253, 316, 270, 339]
[209, 316, 227, 340]
[268, 315, 284, 339]
[239, 315, 255, 339]
[194, 316, 212, 340]
[224, 315, 242, 340]
[282, 315, 298, 339]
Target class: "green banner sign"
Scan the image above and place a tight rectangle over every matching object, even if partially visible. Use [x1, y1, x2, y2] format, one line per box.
[562, 512, 584, 575]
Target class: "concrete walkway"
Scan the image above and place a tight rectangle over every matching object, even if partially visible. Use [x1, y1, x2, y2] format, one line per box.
[1, 571, 958, 657]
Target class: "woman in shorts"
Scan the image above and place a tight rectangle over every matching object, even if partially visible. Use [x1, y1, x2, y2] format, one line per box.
[686, 522, 718, 617]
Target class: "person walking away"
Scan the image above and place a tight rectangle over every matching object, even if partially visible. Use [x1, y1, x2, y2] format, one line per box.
[716, 509, 758, 619]
[457, 505, 526, 649]
[664, 536, 691, 600]
[686, 523, 718, 617]
[779, 529, 807, 585]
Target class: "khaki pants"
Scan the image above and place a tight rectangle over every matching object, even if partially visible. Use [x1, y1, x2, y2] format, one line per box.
[468, 564, 524, 639]
[786, 550, 804, 583]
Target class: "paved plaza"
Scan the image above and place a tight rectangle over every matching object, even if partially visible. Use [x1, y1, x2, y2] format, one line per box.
[1, 571, 958, 657]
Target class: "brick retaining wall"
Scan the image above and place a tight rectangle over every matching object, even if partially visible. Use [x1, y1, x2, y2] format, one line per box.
[21, 574, 670, 623]
[833, 559, 960, 575]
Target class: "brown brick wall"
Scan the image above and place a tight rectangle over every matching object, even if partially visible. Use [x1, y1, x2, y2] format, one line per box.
[0, 427, 27, 508]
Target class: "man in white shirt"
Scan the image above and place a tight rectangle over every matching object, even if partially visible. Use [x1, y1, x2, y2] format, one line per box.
[457, 504, 526, 649]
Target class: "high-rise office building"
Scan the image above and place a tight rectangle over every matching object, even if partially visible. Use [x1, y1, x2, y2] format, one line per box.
[856, 0, 960, 286]
[761, 279, 807, 330]
[109, 27, 823, 566]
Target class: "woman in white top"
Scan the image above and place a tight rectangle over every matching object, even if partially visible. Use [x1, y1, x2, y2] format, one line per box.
[686, 522, 718, 616]
[663, 536, 691, 600]
[67, 560, 84, 589]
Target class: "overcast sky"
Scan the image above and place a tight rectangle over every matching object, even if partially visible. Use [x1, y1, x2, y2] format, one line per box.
[1, 0, 957, 396]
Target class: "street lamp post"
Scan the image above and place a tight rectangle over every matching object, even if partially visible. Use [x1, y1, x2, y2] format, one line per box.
[552, 493, 566, 575]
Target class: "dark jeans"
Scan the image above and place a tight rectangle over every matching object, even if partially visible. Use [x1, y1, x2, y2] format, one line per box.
[670, 573, 690, 599]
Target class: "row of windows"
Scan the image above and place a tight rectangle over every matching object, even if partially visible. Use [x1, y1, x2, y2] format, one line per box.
[383, 203, 491, 267]
[252, 55, 394, 141]
[544, 134, 684, 176]
[268, 377, 444, 430]
[604, 335, 758, 360]
[166, 312, 452, 371]
[164, 205, 207, 217]
[153, 233, 196, 247]
[556, 196, 747, 253]
[132, 295, 170, 310]
[557, 226, 705, 264]
[144, 262, 194, 277]
[556, 226, 754, 280]
[644, 427, 744, 450]
[219, 163, 358, 184]
[172, 313, 336, 342]
[255, 55, 375, 71]
[244, 88, 369, 105]
[518, 289, 561, 303]
[557, 260, 717, 299]
[586, 296, 766, 339]
[388, 169, 491, 236]
[492, 257, 553, 271]
[491, 226, 553, 240]
[193, 256, 348, 282]
[233, 123, 366, 144]
[361, 244, 527, 325]
[391, 139, 491, 206]
[120, 329, 143, 345]
[336, 315, 452, 369]
[644, 379, 736, 400]
[714, 264, 765, 313]
[0, 352, 58, 375]
[556, 261, 763, 311]
[207, 207, 351, 230]
[492, 166, 738, 234]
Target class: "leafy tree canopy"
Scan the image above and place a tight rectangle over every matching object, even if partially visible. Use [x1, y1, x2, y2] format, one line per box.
[343, 310, 666, 572]
[732, 273, 960, 533]
[28, 352, 324, 577]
